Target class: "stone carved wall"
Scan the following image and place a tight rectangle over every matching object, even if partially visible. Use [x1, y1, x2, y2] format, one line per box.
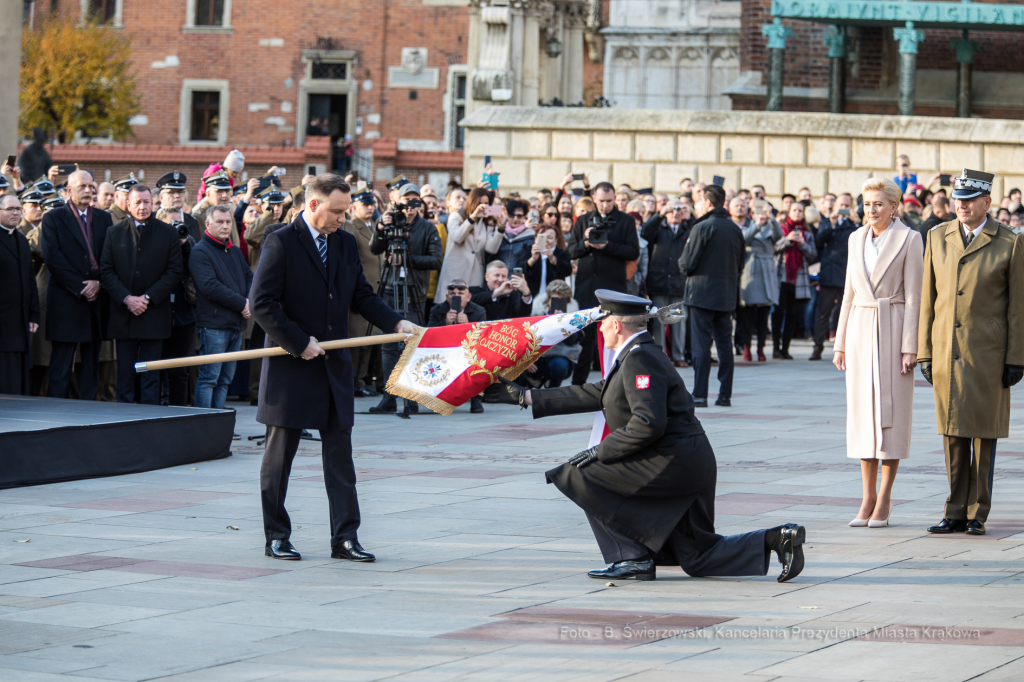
[461, 105, 1024, 199]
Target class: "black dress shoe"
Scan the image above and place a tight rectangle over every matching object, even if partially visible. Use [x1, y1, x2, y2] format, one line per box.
[265, 539, 301, 560]
[403, 400, 419, 414]
[965, 520, 986, 535]
[693, 398, 708, 408]
[927, 518, 967, 534]
[714, 397, 731, 407]
[353, 386, 375, 398]
[588, 558, 655, 581]
[369, 395, 396, 413]
[470, 396, 484, 413]
[766, 523, 805, 583]
[331, 539, 376, 562]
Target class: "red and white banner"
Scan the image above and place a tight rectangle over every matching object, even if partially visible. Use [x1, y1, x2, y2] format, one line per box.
[386, 307, 605, 415]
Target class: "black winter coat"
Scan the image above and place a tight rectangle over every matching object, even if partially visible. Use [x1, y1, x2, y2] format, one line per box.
[641, 215, 690, 297]
[567, 208, 640, 308]
[251, 215, 403, 430]
[536, 333, 711, 552]
[369, 214, 443, 304]
[469, 286, 532, 320]
[427, 299, 486, 327]
[678, 208, 744, 312]
[0, 228, 40, 356]
[40, 204, 111, 343]
[100, 217, 184, 340]
[814, 216, 858, 289]
[189, 234, 253, 330]
[524, 246, 572, 297]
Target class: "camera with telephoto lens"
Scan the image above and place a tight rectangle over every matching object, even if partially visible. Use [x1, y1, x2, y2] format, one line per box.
[172, 221, 189, 238]
[382, 199, 421, 243]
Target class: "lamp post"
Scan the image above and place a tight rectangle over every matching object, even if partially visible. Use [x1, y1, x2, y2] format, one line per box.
[545, 34, 563, 60]
[762, 18, 793, 112]
[893, 21, 924, 116]
[951, 30, 979, 119]
[824, 26, 849, 114]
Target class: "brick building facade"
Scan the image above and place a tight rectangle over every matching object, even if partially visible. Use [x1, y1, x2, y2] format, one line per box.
[734, 0, 1024, 118]
[26, 0, 474, 187]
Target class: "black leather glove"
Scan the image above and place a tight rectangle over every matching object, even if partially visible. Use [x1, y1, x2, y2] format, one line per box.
[569, 446, 599, 469]
[1004, 364, 1024, 388]
[919, 360, 932, 385]
[496, 376, 527, 409]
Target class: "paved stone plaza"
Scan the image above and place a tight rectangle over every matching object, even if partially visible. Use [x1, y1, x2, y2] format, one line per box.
[3, 342, 1024, 681]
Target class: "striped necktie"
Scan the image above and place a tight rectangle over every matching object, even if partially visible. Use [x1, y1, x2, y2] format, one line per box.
[316, 234, 327, 264]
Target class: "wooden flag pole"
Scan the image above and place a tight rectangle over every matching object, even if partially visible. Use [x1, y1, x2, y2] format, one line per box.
[134, 332, 410, 373]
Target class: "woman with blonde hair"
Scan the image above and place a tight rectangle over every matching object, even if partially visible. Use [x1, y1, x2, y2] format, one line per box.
[833, 177, 923, 528]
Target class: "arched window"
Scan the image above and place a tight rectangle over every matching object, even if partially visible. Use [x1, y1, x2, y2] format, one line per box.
[644, 48, 674, 109]
[710, 48, 740, 111]
[677, 48, 706, 110]
[608, 47, 641, 108]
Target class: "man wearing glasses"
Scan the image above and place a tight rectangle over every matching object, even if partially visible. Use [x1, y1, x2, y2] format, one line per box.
[0, 195, 41, 395]
[427, 279, 486, 412]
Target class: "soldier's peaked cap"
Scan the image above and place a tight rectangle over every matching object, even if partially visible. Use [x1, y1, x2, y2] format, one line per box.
[156, 171, 187, 190]
[596, 289, 652, 316]
[952, 168, 994, 201]
[113, 174, 138, 192]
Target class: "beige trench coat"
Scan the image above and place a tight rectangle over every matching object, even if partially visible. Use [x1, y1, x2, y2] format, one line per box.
[918, 218, 1024, 439]
[834, 220, 923, 459]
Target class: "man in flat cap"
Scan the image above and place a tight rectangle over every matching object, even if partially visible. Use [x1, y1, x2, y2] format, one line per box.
[156, 171, 202, 243]
[500, 290, 807, 583]
[109, 174, 138, 222]
[919, 169, 1024, 536]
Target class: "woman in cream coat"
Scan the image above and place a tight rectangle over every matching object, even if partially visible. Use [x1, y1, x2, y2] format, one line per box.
[833, 177, 923, 528]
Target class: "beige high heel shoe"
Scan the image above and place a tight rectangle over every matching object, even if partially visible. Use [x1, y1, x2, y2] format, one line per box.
[869, 500, 893, 528]
[849, 517, 869, 527]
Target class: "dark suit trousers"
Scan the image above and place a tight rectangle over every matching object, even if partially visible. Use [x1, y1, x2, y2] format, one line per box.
[813, 285, 844, 348]
[689, 306, 734, 400]
[116, 339, 162, 404]
[587, 513, 768, 577]
[572, 323, 599, 385]
[48, 341, 100, 400]
[944, 436, 996, 524]
[261, 392, 360, 545]
[162, 324, 195, 407]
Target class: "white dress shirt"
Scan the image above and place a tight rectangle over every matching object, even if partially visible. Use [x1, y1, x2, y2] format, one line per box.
[963, 217, 986, 243]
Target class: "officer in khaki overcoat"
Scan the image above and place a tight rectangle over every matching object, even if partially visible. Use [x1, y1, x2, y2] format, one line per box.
[918, 169, 1024, 536]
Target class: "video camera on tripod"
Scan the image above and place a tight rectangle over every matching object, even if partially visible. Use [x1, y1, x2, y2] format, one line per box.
[380, 198, 422, 245]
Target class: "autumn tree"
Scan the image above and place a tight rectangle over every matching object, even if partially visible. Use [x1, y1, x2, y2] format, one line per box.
[20, 16, 140, 143]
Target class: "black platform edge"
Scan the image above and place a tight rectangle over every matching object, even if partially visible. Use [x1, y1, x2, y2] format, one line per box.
[0, 408, 235, 490]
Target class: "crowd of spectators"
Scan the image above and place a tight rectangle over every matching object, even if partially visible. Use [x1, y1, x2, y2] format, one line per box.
[1, 149, 1017, 413]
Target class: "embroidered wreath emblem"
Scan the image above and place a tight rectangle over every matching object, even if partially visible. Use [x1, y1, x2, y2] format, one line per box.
[413, 354, 450, 387]
[462, 319, 541, 380]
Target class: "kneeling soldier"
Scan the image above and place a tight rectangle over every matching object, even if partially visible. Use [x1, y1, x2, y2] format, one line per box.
[501, 290, 806, 582]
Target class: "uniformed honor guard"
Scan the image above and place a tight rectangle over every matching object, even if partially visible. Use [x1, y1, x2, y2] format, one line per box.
[156, 171, 202, 243]
[109, 174, 138, 222]
[919, 169, 1024, 536]
[500, 290, 806, 582]
[29, 178, 56, 198]
[42, 196, 66, 212]
[192, 171, 241, 248]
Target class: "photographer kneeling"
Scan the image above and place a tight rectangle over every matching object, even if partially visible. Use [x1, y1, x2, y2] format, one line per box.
[427, 279, 486, 413]
[368, 184, 443, 416]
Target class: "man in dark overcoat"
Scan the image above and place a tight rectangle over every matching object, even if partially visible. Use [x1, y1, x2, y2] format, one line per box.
[251, 174, 416, 562]
[40, 170, 112, 400]
[99, 185, 183, 404]
[0, 194, 40, 394]
[567, 182, 640, 385]
[501, 290, 806, 583]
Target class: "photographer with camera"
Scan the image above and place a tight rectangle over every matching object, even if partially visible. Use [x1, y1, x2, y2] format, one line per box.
[427, 279, 486, 414]
[156, 171, 202, 243]
[485, 198, 535, 274]
[470, 260, 533, 321]
[567, 181, 640, 385]
[154, 207, 197, 407]
[368, 184, 443, 415]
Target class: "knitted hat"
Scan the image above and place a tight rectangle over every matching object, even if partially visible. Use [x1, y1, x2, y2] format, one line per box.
[223, 149, 245, 172]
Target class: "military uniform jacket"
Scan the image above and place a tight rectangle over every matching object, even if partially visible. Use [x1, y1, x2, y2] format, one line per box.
[918, 218, 1024, 438]
[534, 332, 711, 551]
